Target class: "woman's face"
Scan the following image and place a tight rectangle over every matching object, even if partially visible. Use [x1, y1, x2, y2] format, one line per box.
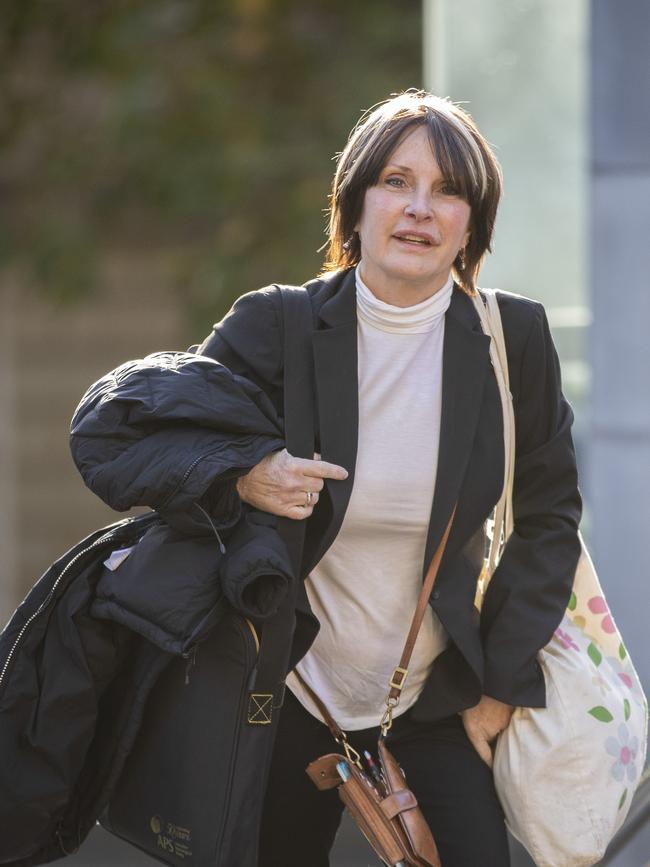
[354, 125, 471, 306]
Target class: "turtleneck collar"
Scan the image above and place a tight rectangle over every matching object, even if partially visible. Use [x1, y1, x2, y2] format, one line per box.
[355, 262, 454, 334]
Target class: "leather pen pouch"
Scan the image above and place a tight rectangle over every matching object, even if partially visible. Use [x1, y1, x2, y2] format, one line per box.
[337, 772, 406, 865]
[306, 753, 407, 866]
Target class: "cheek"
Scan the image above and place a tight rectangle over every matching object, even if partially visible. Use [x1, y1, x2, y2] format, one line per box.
[444, 203, 472, 239]
[356, 200, 393, 238]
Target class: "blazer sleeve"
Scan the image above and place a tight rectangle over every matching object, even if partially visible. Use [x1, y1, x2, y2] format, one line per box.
[479, 299, 583, 707]
[195, 286, 285, 401]
[193, 285, 286, 522]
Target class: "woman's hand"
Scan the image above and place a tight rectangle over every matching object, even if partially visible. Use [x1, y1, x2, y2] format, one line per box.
[461, 695, 514, 768]
[236, 449, 348, 520]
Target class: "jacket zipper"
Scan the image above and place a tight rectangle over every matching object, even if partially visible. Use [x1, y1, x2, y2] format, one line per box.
[158, 449, 224, 511]
[183, 615, 255, 688]
[0, 521, 149, 694]
[0, 536, 116, 693]
[183, 619, 259, 682]
[183, 646, 198, 685]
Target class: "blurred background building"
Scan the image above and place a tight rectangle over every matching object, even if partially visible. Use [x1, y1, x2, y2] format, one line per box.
[0, 0, 648, 864]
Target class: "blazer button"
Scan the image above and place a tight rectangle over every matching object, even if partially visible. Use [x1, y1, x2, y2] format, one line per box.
[432, 590, 440, 601]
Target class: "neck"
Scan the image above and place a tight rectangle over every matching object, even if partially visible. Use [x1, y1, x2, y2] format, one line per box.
[357, 264, 453, 308]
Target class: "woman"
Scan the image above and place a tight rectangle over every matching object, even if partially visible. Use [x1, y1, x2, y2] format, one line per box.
[198, 90, 582, 865]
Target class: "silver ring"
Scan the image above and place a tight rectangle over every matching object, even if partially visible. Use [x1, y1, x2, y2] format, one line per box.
[305, 491, 313, 507]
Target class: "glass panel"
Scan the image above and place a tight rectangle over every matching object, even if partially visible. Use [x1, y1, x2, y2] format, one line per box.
[424, 0, 589, 417]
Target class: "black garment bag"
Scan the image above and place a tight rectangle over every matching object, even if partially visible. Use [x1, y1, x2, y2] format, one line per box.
[99, 287, 315, 866]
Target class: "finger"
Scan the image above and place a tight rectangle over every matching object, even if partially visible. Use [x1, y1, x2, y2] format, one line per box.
[285, 452, 347, 481]
[285, 504, 314, 521]
[472, 737, 494, 769]
[279, 486, 321, 507]
[299, 477, 324, 494]
[488, 730, 501, 746]
[300, 458, 348, 481]
[295, 491, 320, 508]
[275, 472, 324, 497]
[282, 476, 323, 495]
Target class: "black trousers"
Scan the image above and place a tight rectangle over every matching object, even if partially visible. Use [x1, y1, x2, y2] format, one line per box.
[259, 688, 510, 866]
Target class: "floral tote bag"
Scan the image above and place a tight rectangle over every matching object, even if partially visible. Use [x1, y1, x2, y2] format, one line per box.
[472, 289, 648, 867]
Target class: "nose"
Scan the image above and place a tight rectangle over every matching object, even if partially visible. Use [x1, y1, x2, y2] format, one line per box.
[403, 188, 434, 221]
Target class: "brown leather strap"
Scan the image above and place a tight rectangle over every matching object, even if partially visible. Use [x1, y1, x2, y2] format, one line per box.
[293, 668, 347, 742]
[387, 503, 456, 701]
[293, 503, 457, 733]
[380, 789, 419, 819]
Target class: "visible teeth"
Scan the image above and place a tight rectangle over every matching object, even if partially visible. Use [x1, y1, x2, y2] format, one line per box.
[400, 235, 428, 244]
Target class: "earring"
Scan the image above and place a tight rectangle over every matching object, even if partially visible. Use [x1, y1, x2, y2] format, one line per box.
[457, 247, 467, 268]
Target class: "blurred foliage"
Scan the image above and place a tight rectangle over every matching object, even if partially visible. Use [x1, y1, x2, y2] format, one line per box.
[0, 0, 421, 330]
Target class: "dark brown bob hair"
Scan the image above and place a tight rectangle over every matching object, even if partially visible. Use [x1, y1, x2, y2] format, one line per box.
[321, 90, 503, 296]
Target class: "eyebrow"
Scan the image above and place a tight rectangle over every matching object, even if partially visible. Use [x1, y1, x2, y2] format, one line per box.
[383, 163, 414, 173]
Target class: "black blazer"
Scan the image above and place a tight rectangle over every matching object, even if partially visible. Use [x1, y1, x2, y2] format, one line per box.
[198, 266, 583, 721]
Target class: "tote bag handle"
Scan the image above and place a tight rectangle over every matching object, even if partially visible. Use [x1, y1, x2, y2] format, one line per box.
[470, 289, 516, 584]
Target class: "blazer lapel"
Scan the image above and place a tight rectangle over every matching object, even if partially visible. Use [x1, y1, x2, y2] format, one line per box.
[420, 287, 492, 575]
[306, 269, 359, 569]
[304, 270, 492, 578]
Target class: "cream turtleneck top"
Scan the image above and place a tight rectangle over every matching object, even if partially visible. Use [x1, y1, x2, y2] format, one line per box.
[285, 265, 453, 729]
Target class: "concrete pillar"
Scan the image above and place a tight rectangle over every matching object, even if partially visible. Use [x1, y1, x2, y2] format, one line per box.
[589, 0, 650, 697]
[589, 3, 650, 859]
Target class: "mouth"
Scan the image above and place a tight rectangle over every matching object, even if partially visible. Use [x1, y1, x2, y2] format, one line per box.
[393, 233, 437, 248]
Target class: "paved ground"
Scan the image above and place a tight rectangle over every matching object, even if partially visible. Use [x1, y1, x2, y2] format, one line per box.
[68, 814, 372, 867]
[64, 806, 650, 866]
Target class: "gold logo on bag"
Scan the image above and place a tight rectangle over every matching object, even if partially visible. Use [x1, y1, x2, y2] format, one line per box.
[149, 814, 193, 859]
[248, 692, 273, 724]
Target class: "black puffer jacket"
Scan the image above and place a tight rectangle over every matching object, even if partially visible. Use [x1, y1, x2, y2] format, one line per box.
[0, 351, 295, 865]
[70, 349, 295, 634]
[70, 350, 285, 535]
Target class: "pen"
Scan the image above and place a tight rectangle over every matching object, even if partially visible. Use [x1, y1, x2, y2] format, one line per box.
[363, 750, 386, 794]
[363, 749, 385, 791]
[363, 750, 381, 782]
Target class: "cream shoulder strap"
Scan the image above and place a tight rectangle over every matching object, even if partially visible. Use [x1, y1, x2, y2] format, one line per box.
[470, 288, 516, 579]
